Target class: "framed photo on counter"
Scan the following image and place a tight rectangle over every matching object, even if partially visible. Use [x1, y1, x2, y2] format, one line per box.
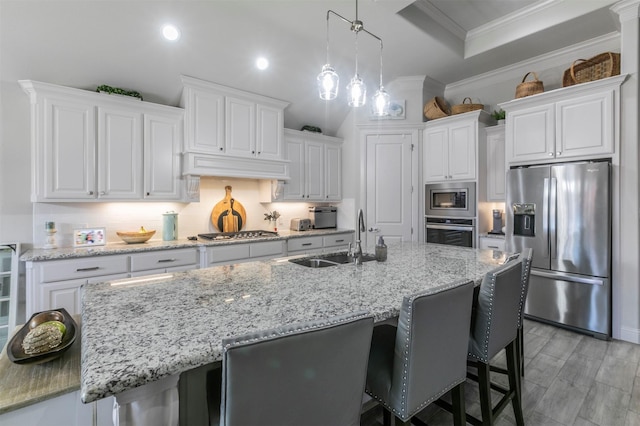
[74, 228, 106, 247]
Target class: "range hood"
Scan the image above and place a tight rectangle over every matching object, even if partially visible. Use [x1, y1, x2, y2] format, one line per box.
[182, 152, 290, 180]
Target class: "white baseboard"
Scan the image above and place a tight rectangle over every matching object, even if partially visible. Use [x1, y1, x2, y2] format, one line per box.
[619, 326, 640, 344]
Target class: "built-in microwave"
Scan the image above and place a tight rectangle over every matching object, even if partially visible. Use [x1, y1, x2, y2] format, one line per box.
[425, 182, 476, 218]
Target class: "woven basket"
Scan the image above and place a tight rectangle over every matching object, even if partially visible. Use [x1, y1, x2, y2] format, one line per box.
[562, 52, 620, 87]
[423, 96, 450, 120]
[515, 72, 544, 98]
[451, 97, 484, 115]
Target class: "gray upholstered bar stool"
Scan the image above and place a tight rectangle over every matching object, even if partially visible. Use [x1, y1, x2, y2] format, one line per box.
[466, 257, 526, 426]
[206, 311, 374, 426]
[364, 279, 475, 426]
[492, 248, 533, 380]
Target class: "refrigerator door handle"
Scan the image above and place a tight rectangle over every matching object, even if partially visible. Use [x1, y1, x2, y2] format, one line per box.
[531, 269, 605, 286]
[542, 178, 550, 258]
[549, 177, 557, 260]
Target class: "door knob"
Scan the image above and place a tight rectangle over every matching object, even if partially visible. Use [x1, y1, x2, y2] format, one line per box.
[368, 227, 379, 232]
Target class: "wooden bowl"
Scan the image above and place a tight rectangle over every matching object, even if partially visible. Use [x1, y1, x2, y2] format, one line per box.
[116, 230, 156, 244]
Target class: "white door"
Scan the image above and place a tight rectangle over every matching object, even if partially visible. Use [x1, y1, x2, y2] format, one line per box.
[365, 131, 415, 249]
[144, 112, 183, 200]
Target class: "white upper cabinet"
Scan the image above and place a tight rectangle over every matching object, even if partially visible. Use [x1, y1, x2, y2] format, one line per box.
[282, 129, 342, 202]
[97, 105, 143, 199]
[40, 95, 97, 200]
[20, 80, 185, 202]
[500, 75, 626, 165]
[144, 112, 183, 200]
[423, 110, 491, 183]
[180, 76, 290, 180]
[485, 124, 506, 202]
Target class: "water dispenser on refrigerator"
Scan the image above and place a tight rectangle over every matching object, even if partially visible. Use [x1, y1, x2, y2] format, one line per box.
[512, 203, 535, 237]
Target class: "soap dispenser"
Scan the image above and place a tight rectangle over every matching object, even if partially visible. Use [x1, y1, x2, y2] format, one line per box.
[375, 236, 387, 262]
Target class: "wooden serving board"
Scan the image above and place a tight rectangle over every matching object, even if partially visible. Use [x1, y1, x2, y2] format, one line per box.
[211, 186, 247, 232]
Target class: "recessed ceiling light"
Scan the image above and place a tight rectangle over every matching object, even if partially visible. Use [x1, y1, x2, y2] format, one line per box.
[162, 24, 181, 41]
[256, 57, 269, 70]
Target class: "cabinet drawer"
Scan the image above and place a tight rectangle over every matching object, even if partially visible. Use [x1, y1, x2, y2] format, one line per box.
[38, 255, 129, 283]
[207, 244, 251, 264]
[479, 237, 505, 251]
[323, 233, 353, 248]
[287, 236, 323, 252]
[250, 241, 284, 258]
[130, 249, 198, 272]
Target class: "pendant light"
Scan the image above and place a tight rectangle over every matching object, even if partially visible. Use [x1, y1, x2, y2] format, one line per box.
[317, 0, 390, 115]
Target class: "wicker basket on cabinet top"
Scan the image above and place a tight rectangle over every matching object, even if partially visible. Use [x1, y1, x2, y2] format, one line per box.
[562, 52, 620, 87]
[423, 96, 450, 120]
[515, 72, 544, 98]
[451, 97, 484, 114]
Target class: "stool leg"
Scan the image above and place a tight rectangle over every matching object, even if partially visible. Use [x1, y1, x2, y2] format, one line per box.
[518, 327, 525, 377]
[451, 382, 466, 426]
[382, 408, 392, 426]
[477, 362, 493, 425]
[506, 341, 525, 426]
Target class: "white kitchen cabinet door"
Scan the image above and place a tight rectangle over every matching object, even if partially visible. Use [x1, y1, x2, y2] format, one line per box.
[42, 96, 96, 200]
[97, 105, 143, 199]
[283, 137, 305, 200]
[182, 86, 225, 153]
[486, 125, 506, 201]
[556, 90, 614, 159]
[256, 104, 283, 160]
[225, 96, 256, 158]
[448, 121, 476, 181]
[424, 118, 477, 183]
[506, 103, 555, 163]
[423, 126, 448, 182]
[38, 278, 83, 315]
[305, 141, 324, 200]
[325, 143, 342, 201]
[144, 112, 183, 200]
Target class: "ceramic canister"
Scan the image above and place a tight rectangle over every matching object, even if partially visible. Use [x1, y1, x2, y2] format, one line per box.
[163, 212, 178, 241]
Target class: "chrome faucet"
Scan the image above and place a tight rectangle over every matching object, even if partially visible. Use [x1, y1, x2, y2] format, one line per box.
[353, 208, 365, 265]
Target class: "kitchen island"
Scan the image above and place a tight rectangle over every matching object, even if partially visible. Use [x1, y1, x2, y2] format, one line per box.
[81, 242, 507, 406]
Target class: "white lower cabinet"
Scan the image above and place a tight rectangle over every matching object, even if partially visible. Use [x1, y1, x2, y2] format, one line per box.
[478, 237, 505, 251]
[0, 391, 114, 426]
[206, 240, 285, 267]
[26, 249, 200, 316]
[287, 232, 353, 255]
[129, 248, 199, 277]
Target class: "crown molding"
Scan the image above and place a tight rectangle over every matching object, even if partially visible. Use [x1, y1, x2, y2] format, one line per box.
[446, 32, 620, 91]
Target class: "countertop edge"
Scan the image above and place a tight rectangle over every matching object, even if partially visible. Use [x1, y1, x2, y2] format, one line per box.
[20, 229, 355, 261]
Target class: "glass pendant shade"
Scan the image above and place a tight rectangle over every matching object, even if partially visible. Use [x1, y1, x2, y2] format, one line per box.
[347, 74, 366, 107]
[317, 64, 339, 100]
[372, 87, 390, 116]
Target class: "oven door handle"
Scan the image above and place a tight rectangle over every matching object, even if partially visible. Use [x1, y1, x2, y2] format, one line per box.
[426, 224, 474, 232]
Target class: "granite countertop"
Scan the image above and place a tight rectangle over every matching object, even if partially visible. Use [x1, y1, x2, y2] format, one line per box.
[80, 242, 507, 403]
[20, 228, 354, 262]
[0, 316, 81, 415]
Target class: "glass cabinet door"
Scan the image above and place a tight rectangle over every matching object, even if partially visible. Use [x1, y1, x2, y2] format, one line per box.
[0, 243, 19, 351]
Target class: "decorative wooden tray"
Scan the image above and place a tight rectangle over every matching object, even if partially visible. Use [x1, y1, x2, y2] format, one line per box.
[7, 308, 77, 365]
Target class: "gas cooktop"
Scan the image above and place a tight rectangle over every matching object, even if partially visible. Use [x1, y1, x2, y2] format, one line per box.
[197, 230, 279, 240]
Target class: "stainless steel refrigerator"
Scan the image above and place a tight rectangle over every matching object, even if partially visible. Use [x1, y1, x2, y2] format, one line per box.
[506, 161, 611, 339]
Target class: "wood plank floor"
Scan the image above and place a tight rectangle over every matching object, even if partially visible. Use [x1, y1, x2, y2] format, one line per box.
[360, 319, 640, 426]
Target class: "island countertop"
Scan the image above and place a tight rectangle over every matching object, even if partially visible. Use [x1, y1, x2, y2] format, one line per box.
[80, 242, 506, 403]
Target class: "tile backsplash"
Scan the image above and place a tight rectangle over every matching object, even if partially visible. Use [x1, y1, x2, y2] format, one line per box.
[32, 177, 342, 248]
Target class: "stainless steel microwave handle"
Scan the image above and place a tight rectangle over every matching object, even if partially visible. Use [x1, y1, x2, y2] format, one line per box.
[426, 224, 474, 232]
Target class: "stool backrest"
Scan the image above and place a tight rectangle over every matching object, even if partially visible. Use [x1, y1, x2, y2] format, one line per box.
[469, 259, 524, 362]
[220, 312, 374, 426]
[391, 280, 474, 419]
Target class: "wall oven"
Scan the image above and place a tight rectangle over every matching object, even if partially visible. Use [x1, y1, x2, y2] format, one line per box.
[425, 182, 476, 218]
[425, 217, 475, 248]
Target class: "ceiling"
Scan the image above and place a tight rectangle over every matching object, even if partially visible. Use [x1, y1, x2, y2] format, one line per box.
[1, 0, 620, 135]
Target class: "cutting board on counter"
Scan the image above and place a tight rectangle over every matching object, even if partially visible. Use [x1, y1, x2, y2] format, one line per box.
[211, 186, 246, 232]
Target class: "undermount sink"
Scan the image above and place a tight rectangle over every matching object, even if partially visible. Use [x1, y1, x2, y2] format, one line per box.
[288, 252, 377, 268]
